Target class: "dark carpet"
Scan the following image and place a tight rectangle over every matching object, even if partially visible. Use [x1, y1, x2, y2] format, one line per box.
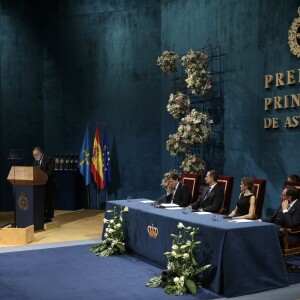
[288, 255, 300, 285]
[0, 244, 220, 300]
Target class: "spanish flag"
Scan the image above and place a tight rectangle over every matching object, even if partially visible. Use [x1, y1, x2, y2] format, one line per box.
[91, 124, 104, 189]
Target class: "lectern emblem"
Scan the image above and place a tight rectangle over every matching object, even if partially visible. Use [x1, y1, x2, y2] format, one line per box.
[18, 192, 29, 211]
[288, 7, 300, 58]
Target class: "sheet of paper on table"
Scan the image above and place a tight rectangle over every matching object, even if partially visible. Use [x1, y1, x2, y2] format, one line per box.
[193, 211, 212, 215]
[140, 200, 155, 203]
[165, 207, 182, 210]
[161, 203, 179, 207]
[229, 219, 254, 223]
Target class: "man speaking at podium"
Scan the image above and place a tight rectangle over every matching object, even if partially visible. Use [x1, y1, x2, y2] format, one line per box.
[32, 146, 56, 223]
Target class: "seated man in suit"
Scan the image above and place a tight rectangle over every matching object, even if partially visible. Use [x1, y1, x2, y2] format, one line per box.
[262, 185, 300, 245]
[190, 170, 224, 213]
[166, 173, 191, 207]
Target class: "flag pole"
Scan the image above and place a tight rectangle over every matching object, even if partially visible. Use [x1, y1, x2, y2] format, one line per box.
[87, 185, 90, 209]
[79, 123, 91, 209]
[96, 185, 99, 210]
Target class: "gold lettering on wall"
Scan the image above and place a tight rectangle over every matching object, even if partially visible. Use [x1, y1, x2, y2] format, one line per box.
[285, 116, 300, 128]
[263, 7, 300, 129]
[287, 70, 296, 85]
[263, 94, 300, 111]
[264, 70, 300, 89]
[275, 73, 285, 87]
[265, 75, 273, 89]
[264, 118, 279, 129]
[264, 98, 272, 110]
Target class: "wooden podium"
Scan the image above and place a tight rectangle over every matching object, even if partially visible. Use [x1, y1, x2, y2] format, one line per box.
[7, 166, 48, 231]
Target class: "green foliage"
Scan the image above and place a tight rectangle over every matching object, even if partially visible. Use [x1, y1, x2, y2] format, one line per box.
[146, 222, 211, 296]
[145, 276, 162, 288]
[91, 206, 129, 257]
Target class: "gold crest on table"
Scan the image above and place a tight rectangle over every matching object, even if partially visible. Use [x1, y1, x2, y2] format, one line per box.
[147, 224, 158, 239]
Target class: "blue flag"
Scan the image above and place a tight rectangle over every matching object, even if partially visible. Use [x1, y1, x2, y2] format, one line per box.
[78, 126, 91, 185]
[103, 125, 112, 188]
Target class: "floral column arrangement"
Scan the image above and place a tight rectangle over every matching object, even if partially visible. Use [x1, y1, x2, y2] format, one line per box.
[157, 49, 213, 186]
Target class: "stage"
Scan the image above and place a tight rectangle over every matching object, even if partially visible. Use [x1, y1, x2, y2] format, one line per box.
[0, 209, 104, 248]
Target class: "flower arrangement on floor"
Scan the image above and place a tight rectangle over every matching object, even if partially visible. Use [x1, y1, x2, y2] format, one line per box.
[182, 49, 212, 96]
[146, 222, 210, 296]
[167, 92, 191, 119]
[180, 154, 206, 174]
[157, 51, 180, 73]
[91, 206, 129, 256]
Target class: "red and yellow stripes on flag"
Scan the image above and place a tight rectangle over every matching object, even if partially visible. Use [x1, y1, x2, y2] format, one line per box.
[91, 124, 105, 190]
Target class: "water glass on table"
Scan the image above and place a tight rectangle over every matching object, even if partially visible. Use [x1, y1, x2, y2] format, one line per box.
[211, 213, 218, 221]
[182, 206, 192, 214]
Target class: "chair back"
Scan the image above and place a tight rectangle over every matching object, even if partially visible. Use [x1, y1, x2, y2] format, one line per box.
[182, 173, 201, 203]
[283, 181, 300, 198]
[217, 175, 234, 214]
[252, 178, 267, 219]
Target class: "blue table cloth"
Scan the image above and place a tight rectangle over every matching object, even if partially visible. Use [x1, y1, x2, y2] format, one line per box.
[105, 199, 288, 297]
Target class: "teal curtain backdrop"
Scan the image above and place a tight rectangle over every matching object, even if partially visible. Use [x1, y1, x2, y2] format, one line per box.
[0, 0, 299, 217]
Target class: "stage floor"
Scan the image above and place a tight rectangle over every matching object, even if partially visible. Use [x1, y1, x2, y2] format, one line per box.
[0, 209, 104, 247]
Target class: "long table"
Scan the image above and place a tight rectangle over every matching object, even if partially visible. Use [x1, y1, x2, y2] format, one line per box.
[105, 199, 289, 297]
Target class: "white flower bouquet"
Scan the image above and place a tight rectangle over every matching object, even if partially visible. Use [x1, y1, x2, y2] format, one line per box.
[167, 92, 191, 119]
[157, 51, 180, 73]
[180, 154, 206, 174]
[146, 222, 211, 296]
[182, 49, 212, 96]
[91, 206, 129, 256]
[178, 109, 213, 144]
[166, 109, 213, 156]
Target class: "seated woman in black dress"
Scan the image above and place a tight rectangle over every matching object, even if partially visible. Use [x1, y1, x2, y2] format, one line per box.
[228, 177, 256, 219]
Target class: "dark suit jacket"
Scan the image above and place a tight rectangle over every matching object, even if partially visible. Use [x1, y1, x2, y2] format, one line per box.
[263, 199, 300, 245]
[191, 184, 224, 213]
[33, 154, 56, 190]
[166, 183, 191, 207]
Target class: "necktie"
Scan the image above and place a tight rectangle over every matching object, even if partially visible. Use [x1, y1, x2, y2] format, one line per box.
[171, 191, 175, 203]
[204, 187, 211, 200]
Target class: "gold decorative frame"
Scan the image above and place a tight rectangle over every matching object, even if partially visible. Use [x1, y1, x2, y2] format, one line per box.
[288, 7, 300, 58]
[182, 177, 196, 197]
